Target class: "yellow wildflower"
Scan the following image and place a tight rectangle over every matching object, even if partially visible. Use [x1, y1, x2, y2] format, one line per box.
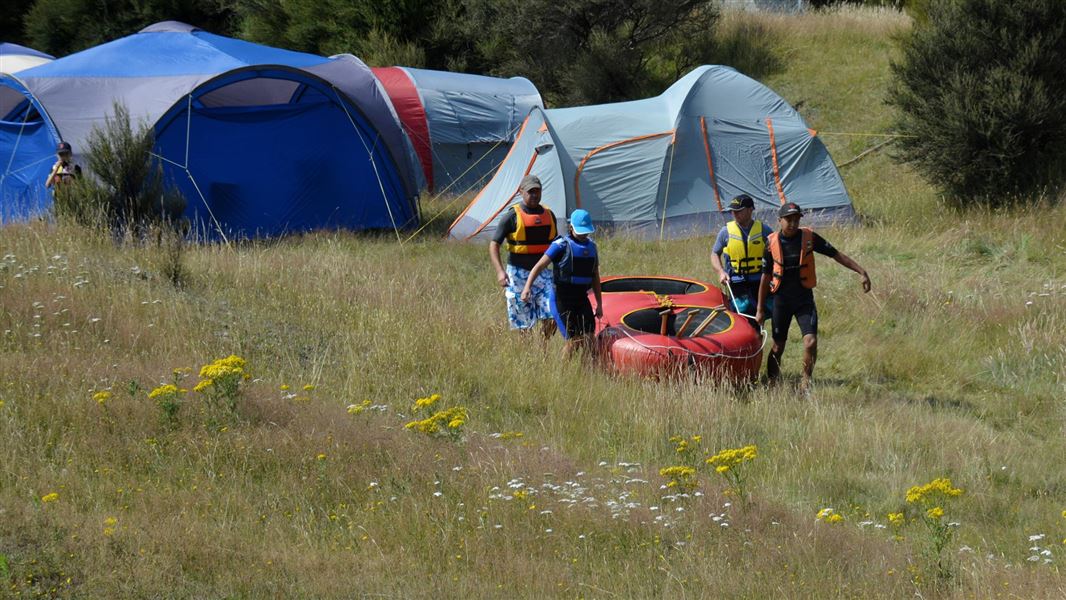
[303, 384, 315, 391]
[413, 393, 443, 412]
[280, 384, 290, 391]
[92, 390, 112, 404]
[148, 384, 179, 399]
[659, 465, 698, 491]
[715, 465, 730, 474]
[887, 512, 904, 526]
[103, 516, 117, 536]
[1061, 509, 1066, 519]
[193, 379, 213, 393]
[816, 508, 844, 524]
[925, 506, 944, 520]
[906, 477, 963, 504]
[316, 454, 327, 461]
[513, 490, 528, 500]
[41, 492, 59, 503]
[705, 444, 758, 469]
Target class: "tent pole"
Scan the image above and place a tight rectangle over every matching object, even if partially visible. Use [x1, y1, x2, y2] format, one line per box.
[331, 86, 401, 242]
[658, 134, 678, 242]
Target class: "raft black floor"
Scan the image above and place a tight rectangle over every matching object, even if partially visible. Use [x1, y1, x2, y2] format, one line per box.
[622, 306, 732, 337]
[602, 277, 708, 296]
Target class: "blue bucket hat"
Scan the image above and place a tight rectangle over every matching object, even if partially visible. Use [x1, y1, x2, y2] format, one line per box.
[570, 209, 595, 235]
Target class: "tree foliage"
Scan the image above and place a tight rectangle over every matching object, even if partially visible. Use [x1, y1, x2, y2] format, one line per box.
[0, 0, 36, 46]
[458, 0, 720, 105]
[24, 0, 235, 56]
[888, 0, 1066, 204]
[234, 0, 440, 65]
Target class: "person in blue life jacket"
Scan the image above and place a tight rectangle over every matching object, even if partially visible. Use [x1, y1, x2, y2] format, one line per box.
[521, 209, 603, 359]
[710, 194, 772, 318]
[489, 174, 559, 339]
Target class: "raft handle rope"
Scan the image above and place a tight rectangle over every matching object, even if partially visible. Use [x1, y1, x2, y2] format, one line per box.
[607, 321, 769, 362]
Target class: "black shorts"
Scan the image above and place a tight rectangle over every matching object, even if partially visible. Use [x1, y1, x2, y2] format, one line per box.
[550, 292, 595, 340]
[771, 294, 818, 343]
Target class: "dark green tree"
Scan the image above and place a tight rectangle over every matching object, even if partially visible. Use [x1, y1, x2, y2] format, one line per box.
[234, 0, 440, 64]
[888, 0, 1066, 204]
[460, 0, 720, 106]
[1, 0, 36, 46]
[25, 0, 236, 56]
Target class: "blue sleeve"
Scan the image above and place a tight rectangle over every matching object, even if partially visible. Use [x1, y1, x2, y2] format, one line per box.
[711, 227, 729, 254]
[544, 239, 566, 262]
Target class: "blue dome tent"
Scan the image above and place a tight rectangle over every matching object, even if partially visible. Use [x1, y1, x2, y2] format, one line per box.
[1, 22, 419, 238]
[450, 66, 855, 241]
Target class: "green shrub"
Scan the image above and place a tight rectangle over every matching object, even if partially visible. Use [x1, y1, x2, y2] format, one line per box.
[888, 0, 1066, 205]
[53, 103, 186, 231]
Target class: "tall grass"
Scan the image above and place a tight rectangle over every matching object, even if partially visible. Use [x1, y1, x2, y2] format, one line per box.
[2, 8, 1065, 598]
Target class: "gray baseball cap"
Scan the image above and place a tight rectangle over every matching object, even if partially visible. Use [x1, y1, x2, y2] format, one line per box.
[519, 174, 542, 192]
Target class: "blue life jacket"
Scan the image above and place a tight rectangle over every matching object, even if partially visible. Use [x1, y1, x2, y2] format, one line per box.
[554, 235, 598, 288]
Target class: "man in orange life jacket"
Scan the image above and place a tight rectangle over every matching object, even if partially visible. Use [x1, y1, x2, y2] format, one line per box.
[755, 202, 870, 391]
[489, 174, 559, 337]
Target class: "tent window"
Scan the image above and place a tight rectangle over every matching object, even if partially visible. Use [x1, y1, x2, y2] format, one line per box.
[198, 77, 303, 108]
[1, 86, 42, 123]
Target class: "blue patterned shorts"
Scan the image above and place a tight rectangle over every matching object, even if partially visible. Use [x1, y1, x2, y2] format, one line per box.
[504, 264, 554, 330]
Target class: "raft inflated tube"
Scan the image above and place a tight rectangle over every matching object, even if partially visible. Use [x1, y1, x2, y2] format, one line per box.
[593, 276, 763, 381]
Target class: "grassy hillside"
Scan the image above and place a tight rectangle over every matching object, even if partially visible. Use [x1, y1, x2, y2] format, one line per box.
[3, 7, 1065, 598]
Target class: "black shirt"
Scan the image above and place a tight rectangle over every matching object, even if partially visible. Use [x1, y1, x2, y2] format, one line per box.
[492, 204, 555, 270]
[764, 230, 838, 300]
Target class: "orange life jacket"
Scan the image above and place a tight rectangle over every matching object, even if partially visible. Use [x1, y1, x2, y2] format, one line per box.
[506, 204, 556, 255]
[768, 228, 817, 293]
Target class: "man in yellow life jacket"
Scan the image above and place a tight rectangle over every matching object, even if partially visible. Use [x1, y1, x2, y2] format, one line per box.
[755, 202, 871, 392]
[711, 194, 771, 317]
[489, 174, 559, 338]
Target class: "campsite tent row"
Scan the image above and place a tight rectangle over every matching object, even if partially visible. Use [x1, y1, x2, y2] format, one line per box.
[449, 65, 854, 242]
[0, 26, 543, 237]
[0, 22, 422, 237]
[2, 26, 855, 240]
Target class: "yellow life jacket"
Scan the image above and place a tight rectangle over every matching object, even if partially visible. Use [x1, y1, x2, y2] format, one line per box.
[506, 204, 556, 255]
[725, 220, 766, 276]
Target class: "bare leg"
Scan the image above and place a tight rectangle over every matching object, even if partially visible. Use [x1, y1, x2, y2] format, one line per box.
[800, 334, 817, 391]
[541, 318, 557, 340]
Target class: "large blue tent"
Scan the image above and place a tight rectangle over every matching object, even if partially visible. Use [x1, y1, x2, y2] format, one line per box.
[0, 22, 419, 238]
[450, 65, 855, 241]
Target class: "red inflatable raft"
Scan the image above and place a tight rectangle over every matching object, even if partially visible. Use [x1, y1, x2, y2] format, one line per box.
[592, 276, 764, 381]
